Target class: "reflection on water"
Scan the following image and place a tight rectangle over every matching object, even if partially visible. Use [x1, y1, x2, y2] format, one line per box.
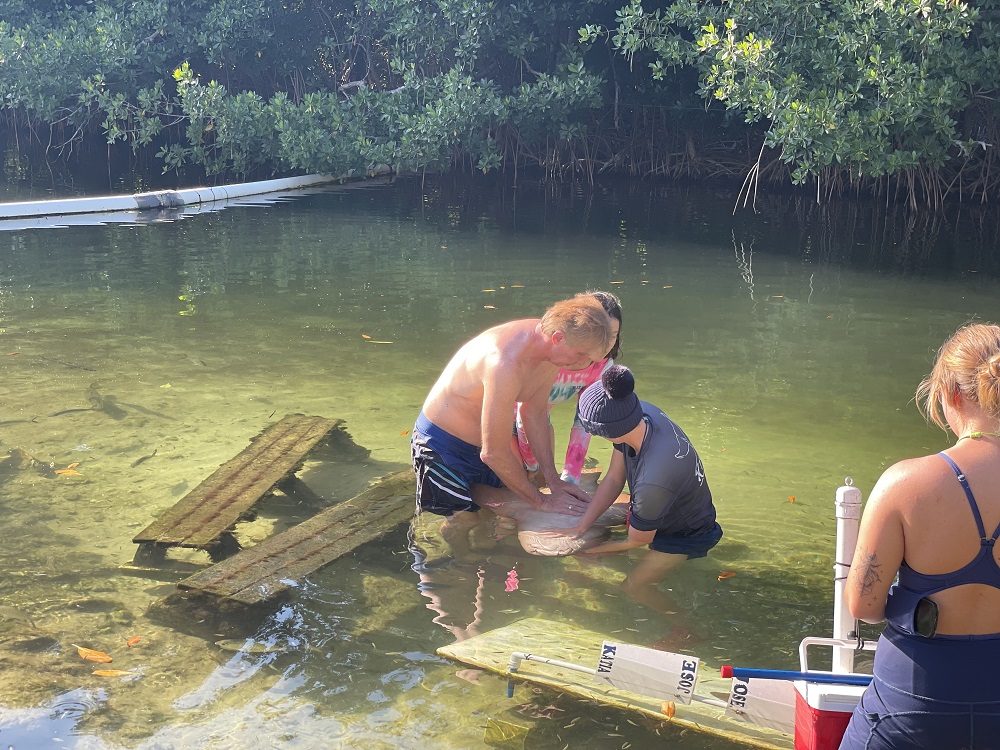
[0, 179, 997, 748]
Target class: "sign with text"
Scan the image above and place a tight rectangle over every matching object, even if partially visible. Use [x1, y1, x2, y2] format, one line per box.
[726, 676, 796, 734]
[592, 641, 699, 705]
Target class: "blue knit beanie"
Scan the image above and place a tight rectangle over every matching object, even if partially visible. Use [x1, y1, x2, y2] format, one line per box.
[578, 365, 643, 439]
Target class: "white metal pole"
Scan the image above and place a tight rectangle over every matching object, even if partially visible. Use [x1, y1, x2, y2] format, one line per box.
[833, 478, 863, 673]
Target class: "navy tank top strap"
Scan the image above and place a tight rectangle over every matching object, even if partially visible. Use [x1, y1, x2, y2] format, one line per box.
[937, 452, 996, 543]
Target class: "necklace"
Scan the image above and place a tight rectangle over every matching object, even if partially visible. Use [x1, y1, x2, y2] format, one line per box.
[958, 431, 1000, 440]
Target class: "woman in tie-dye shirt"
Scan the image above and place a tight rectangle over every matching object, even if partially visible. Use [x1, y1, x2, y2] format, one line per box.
[515, 291, 623, 484]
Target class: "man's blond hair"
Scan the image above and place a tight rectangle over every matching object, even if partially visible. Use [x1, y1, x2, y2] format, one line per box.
[540, 294, 614, 355]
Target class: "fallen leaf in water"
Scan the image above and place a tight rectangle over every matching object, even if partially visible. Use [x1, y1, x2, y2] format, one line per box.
[67, 462, 80, 469]
[456, 668, 483, 684]
[400, 430, 409, 436]
[661, 701, 676, 718]
[92, 670, 134, 677]
[55, 469, 82, 476]
[126, 636, 141, 647]
[720, 447, 726, 453]
[717, 571, 737, 581]
[6, 351, 19, 356]
[73, 644, 112, 663]
[361, 334, 371, 339]
[788, 496, 796, 503]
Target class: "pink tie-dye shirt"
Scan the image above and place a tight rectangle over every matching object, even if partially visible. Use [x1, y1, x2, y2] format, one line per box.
[514, 358, 614, 483]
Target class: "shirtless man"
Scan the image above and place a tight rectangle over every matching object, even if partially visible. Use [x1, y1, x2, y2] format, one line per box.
[411, 294, 615, 556]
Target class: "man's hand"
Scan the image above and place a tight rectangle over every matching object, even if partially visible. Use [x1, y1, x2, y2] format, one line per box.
[540, 478, 592, 514]
[539, 484, 591, 515]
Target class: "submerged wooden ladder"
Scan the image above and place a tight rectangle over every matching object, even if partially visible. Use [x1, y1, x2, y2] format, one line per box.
[132, 414, 347, 563]
[175, 469, 412, 605]
[132, 413, 416, 607]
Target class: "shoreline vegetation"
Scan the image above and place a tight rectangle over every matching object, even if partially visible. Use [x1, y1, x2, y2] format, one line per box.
[1, 0, 999, 210]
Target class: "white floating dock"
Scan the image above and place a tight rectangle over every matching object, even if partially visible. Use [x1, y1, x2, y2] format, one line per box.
[0, 174, 340, 221]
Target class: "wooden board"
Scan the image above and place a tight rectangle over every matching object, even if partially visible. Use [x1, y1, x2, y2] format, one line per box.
[438, 617, 793, 750]
[175, 469, 413, 605]
[133, 414, 343, 551]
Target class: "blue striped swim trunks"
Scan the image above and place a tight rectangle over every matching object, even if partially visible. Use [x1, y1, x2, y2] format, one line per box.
[411, 412, 502, 516]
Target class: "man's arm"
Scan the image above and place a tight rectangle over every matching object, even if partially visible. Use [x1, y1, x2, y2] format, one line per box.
[478, 355, 548, 508]
[517, 379, 558, 485]
[520, 381, 593, 505]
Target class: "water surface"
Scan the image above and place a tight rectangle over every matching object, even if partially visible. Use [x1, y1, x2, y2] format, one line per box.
[0, 179, 997, 749]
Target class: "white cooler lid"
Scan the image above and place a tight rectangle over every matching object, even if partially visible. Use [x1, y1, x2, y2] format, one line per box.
[794, 680, 867, 712]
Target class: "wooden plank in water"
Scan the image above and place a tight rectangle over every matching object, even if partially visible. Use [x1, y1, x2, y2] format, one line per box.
[175, 469, 413, 605]
[438, 617, 793, 750]
[133, 414, 343, 550]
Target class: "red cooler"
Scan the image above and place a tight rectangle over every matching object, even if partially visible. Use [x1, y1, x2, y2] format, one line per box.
[793, 681, 866, 750]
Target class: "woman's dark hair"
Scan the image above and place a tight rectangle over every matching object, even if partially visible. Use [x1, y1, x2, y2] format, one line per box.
[588, 290, 623, 360]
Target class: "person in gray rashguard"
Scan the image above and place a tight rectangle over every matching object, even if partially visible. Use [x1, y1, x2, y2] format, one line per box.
[556, 364, 722, 613]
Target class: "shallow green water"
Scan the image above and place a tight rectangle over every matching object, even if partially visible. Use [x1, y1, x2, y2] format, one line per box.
[0, 179, 997, 749]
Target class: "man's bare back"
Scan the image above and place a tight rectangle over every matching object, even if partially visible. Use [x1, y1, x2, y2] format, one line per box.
[422, 319, 557, 446]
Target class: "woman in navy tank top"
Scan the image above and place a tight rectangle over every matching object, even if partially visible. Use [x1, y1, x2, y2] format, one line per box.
[841, 323, 1000, 750]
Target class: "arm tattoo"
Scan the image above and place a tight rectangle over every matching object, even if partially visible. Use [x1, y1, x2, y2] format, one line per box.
[856, 547, 882, 597]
